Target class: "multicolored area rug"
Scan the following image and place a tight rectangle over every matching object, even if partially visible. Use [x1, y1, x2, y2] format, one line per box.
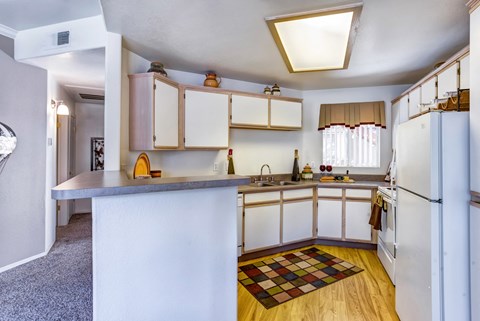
[238, 247, 363, 309]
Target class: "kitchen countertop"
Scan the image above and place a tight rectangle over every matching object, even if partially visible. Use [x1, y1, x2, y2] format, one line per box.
[238, 179, 389, 193]
[52, 171, 250, 200]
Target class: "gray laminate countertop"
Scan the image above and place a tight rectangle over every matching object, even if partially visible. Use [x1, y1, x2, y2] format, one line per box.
[238, 180, 389, 193]
[52, 171, 251, 200]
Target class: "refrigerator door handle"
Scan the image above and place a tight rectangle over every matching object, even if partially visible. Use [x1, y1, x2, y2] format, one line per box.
[398, 186, 442, 204]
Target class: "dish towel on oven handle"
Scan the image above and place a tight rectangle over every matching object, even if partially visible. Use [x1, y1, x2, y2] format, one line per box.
[369, 194, 384, 231]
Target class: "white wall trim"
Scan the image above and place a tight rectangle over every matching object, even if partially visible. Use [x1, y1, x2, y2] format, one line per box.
[0, 251, 47, 274]
[0, 23, 17, 39]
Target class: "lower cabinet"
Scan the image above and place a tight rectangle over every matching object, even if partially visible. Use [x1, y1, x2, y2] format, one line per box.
[345, 201, 373, 241]
[244, 204, 280, 252]
[241, 186, 375, 255]
[283, 200, 314, 243]
[317, 199, 342, 239]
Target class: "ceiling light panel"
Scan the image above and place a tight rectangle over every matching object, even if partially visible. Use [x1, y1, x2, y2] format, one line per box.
[266, 3, 363, 73]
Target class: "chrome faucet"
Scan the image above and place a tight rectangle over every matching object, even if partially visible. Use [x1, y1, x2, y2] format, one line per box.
[260, 164, 271, 182]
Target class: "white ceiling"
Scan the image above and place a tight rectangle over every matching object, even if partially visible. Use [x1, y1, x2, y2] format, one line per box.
[23, 48, 105, 103]
[0, 0, 470, 91]
[100, 0, 470, 90]
[0, 0, 102, 31]
[0, 0, 105, 103]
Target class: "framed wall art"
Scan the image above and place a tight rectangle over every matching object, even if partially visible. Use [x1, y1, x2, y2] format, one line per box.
[91, 137, 104, 171]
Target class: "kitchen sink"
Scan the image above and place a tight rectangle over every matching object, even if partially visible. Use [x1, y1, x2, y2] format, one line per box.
[250, 181, 299, 187]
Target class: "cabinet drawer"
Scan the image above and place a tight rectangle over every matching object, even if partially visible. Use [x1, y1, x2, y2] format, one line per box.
[283, 188, 313, 200]
[244, 192, 281, 204]
[345, 189, 372, 198]
[318, 188, 342, 197]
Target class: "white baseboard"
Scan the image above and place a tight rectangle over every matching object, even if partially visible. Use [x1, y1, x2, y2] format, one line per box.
[0, 251, 47, 274]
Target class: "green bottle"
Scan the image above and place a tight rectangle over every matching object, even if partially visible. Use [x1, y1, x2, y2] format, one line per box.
[227, 149, 235, 175]
[292, 149, 300, 181]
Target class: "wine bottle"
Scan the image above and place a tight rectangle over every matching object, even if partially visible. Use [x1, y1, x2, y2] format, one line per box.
[227, 149, 235, 175]
[291, 149, 300, 181]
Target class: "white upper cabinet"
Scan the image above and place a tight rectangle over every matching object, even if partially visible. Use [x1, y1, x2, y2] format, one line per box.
[421, 77, 437, 104]
[231, 94, 269, 127]
[460, 54, 470, 90]
[399, 95, 409, 124]
[408, 86, 421, 118]
[437, 63, 459, 98]
[270, 99, 302, 128]
[154, 79, 179, 148]
[392, 100, 400, 150]
[129, 73, 180, 151]
[184, 89, 229, 149]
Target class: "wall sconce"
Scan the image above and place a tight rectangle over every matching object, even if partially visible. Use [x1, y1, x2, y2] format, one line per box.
[51, 99, 70, 116]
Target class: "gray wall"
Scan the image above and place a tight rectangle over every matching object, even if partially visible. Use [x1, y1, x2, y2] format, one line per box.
[74, 102, 104, 214]
[0, 34, 14, 58]
[0, 49, 48, 269]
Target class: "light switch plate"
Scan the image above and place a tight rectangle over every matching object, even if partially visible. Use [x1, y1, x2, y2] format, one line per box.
[213, 162, 219, 172]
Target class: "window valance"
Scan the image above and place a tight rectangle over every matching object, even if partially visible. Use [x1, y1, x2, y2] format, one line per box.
[318, 101, 386, 130]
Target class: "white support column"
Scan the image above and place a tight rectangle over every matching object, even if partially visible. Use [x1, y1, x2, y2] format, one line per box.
[104, 32, 122, 170]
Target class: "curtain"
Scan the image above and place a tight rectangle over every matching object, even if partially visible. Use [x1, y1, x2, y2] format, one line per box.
[318, 101, 386, 130]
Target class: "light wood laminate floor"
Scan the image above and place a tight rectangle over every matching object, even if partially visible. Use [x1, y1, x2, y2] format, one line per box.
[238, 245, 399, 321]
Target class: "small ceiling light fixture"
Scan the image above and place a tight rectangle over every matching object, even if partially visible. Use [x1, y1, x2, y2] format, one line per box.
[266, 3, 363, 73]
[51, 99, 70, 116]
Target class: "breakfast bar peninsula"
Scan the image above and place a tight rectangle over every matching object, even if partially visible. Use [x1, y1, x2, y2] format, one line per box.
[52, 171, 250, 321]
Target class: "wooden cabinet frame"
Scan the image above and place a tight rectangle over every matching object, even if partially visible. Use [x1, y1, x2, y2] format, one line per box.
[229, 93, 303, 131]
[242, 187, 316, 254]
[317, 187, 376, 244]
[391, 46, 469, 121]
[129, 73, 303, 150]
[241, 186, 377, 254]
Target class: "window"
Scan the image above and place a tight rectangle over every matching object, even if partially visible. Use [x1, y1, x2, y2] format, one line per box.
[322, 125, 380, 167]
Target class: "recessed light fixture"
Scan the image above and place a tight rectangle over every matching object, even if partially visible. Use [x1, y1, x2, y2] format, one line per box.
[266, 3, 363, 73]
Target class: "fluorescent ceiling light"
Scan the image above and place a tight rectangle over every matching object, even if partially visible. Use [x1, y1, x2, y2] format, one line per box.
[266, 3, 363, 73]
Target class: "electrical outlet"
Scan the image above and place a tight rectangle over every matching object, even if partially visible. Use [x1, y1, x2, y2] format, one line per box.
[213, 162, 219, 172]
[311, 161, 316, 169]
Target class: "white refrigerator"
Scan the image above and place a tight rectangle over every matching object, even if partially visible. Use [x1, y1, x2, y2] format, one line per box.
[395, 111, 470, 321]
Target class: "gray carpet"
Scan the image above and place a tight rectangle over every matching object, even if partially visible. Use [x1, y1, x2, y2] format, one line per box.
[0, 214, 93, 321]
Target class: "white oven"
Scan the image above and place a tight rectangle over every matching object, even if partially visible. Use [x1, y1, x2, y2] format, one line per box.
[377, 186, 396, 284]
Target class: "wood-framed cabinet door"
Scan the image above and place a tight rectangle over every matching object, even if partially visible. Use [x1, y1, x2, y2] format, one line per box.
[437, 63, 459, 98]
[244, 204, 281, 252]
[420, 77, 437, 114]
[398, 95, 409, 124]
[270, 99, 302, 129]
[460, 54, 470, 90]
[154, 78, 179, 148]
[283, 200, 314, 244]
[317, 199, 343, 239]
[408, 86, 421, 118]
[184, 89, 229, 149]
[345, 200, 372, 242]
[230, 94, 269, 128]
[392, 100, 400, 150]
